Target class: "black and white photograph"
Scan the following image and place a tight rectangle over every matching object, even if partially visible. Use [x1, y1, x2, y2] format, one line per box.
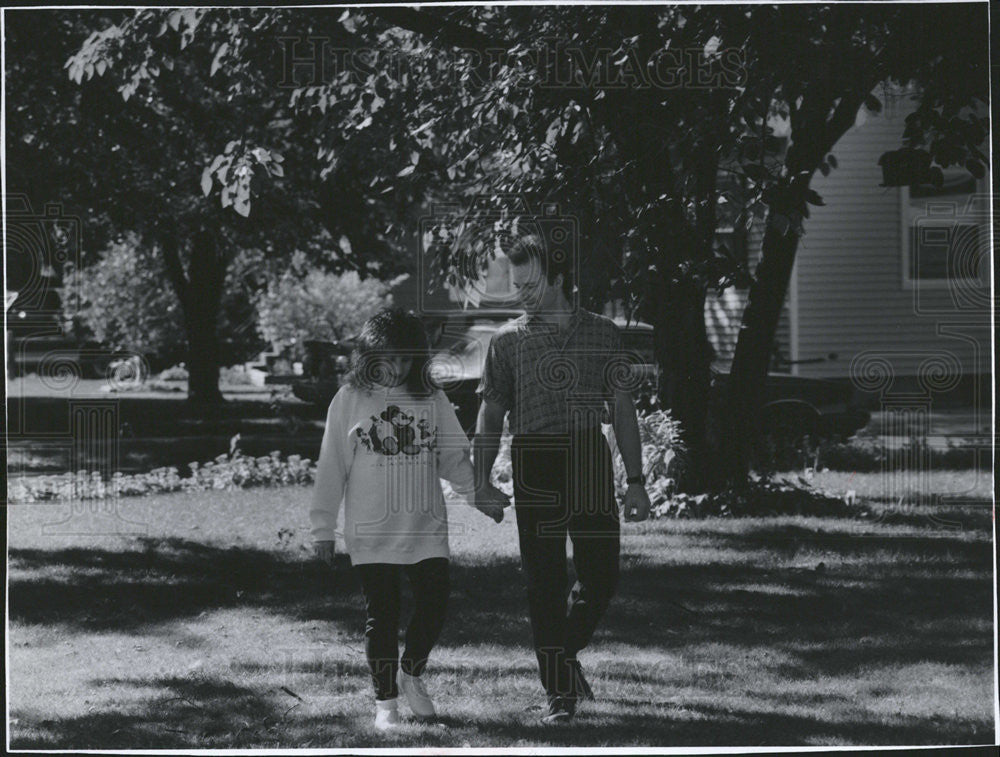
[3, 1, 996, 751]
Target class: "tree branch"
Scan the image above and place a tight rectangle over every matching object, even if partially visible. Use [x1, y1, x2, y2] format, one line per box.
[365, 7, 509, 53]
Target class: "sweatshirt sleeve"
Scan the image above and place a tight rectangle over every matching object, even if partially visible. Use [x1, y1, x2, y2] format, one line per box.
[434, 390, 476, 499]
[310, 387, 353, 542]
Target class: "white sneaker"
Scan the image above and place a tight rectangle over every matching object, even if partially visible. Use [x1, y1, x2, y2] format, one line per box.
[398, 669, 436, 719]
[374, 698, 401, 731]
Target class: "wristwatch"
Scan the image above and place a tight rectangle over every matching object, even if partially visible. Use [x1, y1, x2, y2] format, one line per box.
[626, 473, 646, 486]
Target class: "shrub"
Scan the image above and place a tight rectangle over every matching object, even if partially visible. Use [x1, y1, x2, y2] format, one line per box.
[651, 475, 860, 519]
[158, 363, 189, 381]
[6, 435, 316, 504]
[59, 231, 186, 362]
[256, 251, 407, 361]
[59, 236, 271, 368]
[219, 364, 256, 386]
[753, 432, 981, 473]
[607, 408, 686, 507]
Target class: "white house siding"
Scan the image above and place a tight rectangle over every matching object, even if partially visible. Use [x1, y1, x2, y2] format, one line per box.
[705, 223, 793, 371]
[794, 86, 991, 388]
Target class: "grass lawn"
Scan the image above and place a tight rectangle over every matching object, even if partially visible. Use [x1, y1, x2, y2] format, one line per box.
[7, 475, 995, 748]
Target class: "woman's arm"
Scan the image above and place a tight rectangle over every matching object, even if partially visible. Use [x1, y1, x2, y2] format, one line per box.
[310, 389, 351, 541]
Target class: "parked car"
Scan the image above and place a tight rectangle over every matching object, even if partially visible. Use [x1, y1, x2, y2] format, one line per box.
[290, 311, 869, 446]
[427, 310, 659, 432]
[428, 313, 869, 443]
[289, 339, 353, 406]
[618, 323, 869, 443]
[710, 371, 871, 445]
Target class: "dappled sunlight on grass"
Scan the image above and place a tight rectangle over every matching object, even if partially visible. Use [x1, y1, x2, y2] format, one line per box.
[8, 482, 995, 747]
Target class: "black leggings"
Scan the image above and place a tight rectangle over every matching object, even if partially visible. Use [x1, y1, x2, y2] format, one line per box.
[354, 557, 450, 700]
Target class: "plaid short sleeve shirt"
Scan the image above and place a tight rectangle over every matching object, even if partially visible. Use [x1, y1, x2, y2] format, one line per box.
[476, 308, 636, 434]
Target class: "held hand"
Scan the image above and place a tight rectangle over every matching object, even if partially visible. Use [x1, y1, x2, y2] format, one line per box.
[622, 483, 652, 522]
[474, 483, 509, 524]
[313, 540, 336, 568]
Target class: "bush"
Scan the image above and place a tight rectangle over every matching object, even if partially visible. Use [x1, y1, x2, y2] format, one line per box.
[59, 231, 186, 362]
[158, 363, 189, 381]
[651, 475, 860, 519]
[219, 364, 256, 386]
[255, 251, 406, 361]
[6, 435, 316, 504]
[752, 431, 980, 473]
[59, 235, 271, 368]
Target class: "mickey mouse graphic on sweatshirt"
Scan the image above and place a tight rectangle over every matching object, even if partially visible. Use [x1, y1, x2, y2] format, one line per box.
[309, 383, 477, 566]
[357, 405, 436, 456]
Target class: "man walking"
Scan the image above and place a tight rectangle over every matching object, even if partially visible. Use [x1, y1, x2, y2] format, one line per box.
[473, 232, 652, 724]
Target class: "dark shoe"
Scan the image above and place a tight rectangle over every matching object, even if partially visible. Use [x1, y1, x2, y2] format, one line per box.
[568, 658, 595, 701]
[540, 695, 575, 724]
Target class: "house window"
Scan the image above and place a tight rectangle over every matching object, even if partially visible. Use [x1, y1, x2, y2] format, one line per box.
[901, 167, 988, 289]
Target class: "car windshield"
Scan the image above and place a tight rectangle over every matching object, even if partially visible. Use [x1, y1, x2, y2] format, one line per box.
[428, 321, 500, 381]
[428, 319, 657, 381]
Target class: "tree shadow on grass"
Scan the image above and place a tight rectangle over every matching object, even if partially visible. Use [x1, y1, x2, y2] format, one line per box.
[9, 673, 350, 750]
[10, 528, 994, 657]
[8, 526, 995, 747]
[10, 679, 989, 748]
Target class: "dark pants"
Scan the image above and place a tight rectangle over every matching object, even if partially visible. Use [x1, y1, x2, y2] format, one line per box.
[511, 426, 621, 699]
[354, 557, 449, 700]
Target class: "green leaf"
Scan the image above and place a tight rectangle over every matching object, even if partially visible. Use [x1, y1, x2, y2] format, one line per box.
[200, 168, 213, 196]
[863, 94, 882, 114]
[210, 42, 229, 77]
[805, 189, 824, 206]
[826, 154, 837, 169]
[966, 159, 985, 179]
[234, 193, 251, 217]
[396, 164, 415, 178]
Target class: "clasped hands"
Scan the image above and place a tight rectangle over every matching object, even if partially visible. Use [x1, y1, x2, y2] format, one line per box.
[473, 482, 509, 523]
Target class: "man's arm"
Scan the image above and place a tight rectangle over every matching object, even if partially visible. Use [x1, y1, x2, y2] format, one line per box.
[611, 388, 652, 521]
[474, 398, 507, 489]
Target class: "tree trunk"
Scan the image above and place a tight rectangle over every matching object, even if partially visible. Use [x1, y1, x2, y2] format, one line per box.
[718, 87, 874, 487]
[184, 229, 226, 404]
[720, 200, 803, 486]
[160, 227, 227, 405]
[650, 276, 713, 493]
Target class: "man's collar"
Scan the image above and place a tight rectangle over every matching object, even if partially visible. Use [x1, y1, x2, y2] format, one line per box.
[526, 308, 584, 330]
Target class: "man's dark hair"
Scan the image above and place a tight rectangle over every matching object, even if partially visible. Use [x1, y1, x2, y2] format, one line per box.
[505, 228, 575, 301]
[344, 307, 438, 397]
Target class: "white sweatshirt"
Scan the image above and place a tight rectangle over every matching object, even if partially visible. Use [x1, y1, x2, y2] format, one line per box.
[309, 382, 477, 565]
